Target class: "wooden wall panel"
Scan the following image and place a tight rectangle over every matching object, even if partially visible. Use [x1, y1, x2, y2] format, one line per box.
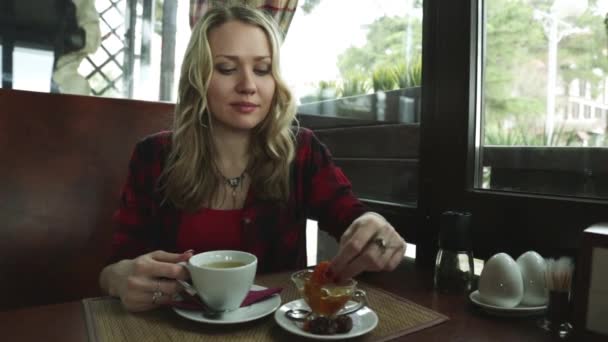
[300, 120, 421, 206]
[334, 158, 419, 205]
[313, 124, 419, 159]
[296, 114, 380, 129]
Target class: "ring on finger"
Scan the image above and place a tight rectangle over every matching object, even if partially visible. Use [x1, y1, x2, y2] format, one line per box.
[372, 237, 387, 254]
[152, 290, 163, 304]
[152, 280, 164, 304]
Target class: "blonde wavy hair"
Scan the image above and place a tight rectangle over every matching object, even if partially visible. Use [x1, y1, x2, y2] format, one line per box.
[160, 4, 297, 212]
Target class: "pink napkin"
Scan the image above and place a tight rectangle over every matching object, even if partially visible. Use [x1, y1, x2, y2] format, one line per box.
[170, 287, 282, 310]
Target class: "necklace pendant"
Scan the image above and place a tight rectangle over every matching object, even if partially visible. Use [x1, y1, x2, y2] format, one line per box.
[227, 177, 240, 188]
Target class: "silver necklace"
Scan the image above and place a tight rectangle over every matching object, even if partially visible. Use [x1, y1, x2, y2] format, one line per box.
[222, 171, 246, 206]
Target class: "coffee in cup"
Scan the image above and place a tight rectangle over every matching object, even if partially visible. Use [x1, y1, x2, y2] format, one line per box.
[183, 250, 257, 311]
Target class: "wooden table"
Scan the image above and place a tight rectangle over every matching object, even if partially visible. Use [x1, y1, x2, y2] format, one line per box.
[0, 260, 564, 341]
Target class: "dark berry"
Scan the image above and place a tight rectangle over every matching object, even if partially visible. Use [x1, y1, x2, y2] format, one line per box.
[334, 315, 353, 333]
[308, 316, 335, 335]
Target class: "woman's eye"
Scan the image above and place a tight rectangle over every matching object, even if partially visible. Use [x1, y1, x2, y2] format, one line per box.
[216, 66, 236, 74]
[254, 68, 271, 76]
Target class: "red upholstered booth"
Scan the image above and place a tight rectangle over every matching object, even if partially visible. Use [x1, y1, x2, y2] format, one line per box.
[0, 89, 174, 310]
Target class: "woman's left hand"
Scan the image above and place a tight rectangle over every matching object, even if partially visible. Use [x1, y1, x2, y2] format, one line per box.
[329, 212, 406, 280]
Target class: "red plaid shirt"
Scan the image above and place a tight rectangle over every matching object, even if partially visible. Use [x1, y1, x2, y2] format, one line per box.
[110, 128, 367, 273]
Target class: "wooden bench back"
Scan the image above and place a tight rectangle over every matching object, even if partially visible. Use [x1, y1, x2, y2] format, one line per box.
[0, 89, 174, 310]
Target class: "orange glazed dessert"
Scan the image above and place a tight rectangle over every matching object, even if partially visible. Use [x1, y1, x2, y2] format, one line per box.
[301, 261, 352, 317]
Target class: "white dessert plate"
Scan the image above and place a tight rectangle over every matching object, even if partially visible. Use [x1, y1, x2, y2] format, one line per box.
[469, 290, 547, 317]
[274, 299, 378, 340]
[173, 284, 281, 324]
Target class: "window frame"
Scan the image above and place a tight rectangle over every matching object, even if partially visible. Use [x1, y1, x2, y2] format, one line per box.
[416, 0, 608, 265]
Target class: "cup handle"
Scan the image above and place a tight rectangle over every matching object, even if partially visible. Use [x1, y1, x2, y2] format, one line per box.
[176, 262, 197, 296]
[339, 289, 368, 316]
[353, 289, 368, 307]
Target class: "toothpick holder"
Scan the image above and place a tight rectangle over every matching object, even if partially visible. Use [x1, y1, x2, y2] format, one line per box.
[541, 290, 572, 338]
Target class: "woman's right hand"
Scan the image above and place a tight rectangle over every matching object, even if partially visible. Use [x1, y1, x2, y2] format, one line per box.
[100, 250, 193, 312]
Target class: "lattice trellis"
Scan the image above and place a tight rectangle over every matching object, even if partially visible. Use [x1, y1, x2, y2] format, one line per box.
[79, 0, 128, 97]
[79, 0, 157, 98]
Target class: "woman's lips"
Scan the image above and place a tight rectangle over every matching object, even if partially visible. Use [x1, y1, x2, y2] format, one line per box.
[231, 102, 259, 114]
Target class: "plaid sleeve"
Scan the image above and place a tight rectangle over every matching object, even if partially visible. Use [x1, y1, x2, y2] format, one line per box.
[301, 129, 367, 239]
[108, 137, 164, 264]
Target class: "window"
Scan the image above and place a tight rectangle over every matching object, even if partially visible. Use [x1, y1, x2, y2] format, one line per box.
[284, 0, 423, 207]
[0, 0, 422, 209]
[477, 0, 608, 199]
[285, 1, 422, 121]
[418, 0, 608, 264]
[572, 102, 580, 118]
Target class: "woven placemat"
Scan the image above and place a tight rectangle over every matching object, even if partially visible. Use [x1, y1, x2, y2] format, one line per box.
[84, 272, 448, 341]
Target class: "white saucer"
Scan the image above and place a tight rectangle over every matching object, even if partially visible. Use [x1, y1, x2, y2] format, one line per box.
[469, 290, 547, 317]
[173, 284, 281, 324]
[274, 299, 378, 340]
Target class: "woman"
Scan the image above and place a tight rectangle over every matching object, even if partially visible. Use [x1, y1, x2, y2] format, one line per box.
[99, 4, 406, 312]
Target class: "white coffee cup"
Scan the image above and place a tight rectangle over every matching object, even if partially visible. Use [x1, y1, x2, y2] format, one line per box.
[183, 250, 257, 311]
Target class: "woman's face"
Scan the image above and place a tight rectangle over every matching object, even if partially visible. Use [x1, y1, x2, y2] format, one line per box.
[206, 20, 276, 133]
